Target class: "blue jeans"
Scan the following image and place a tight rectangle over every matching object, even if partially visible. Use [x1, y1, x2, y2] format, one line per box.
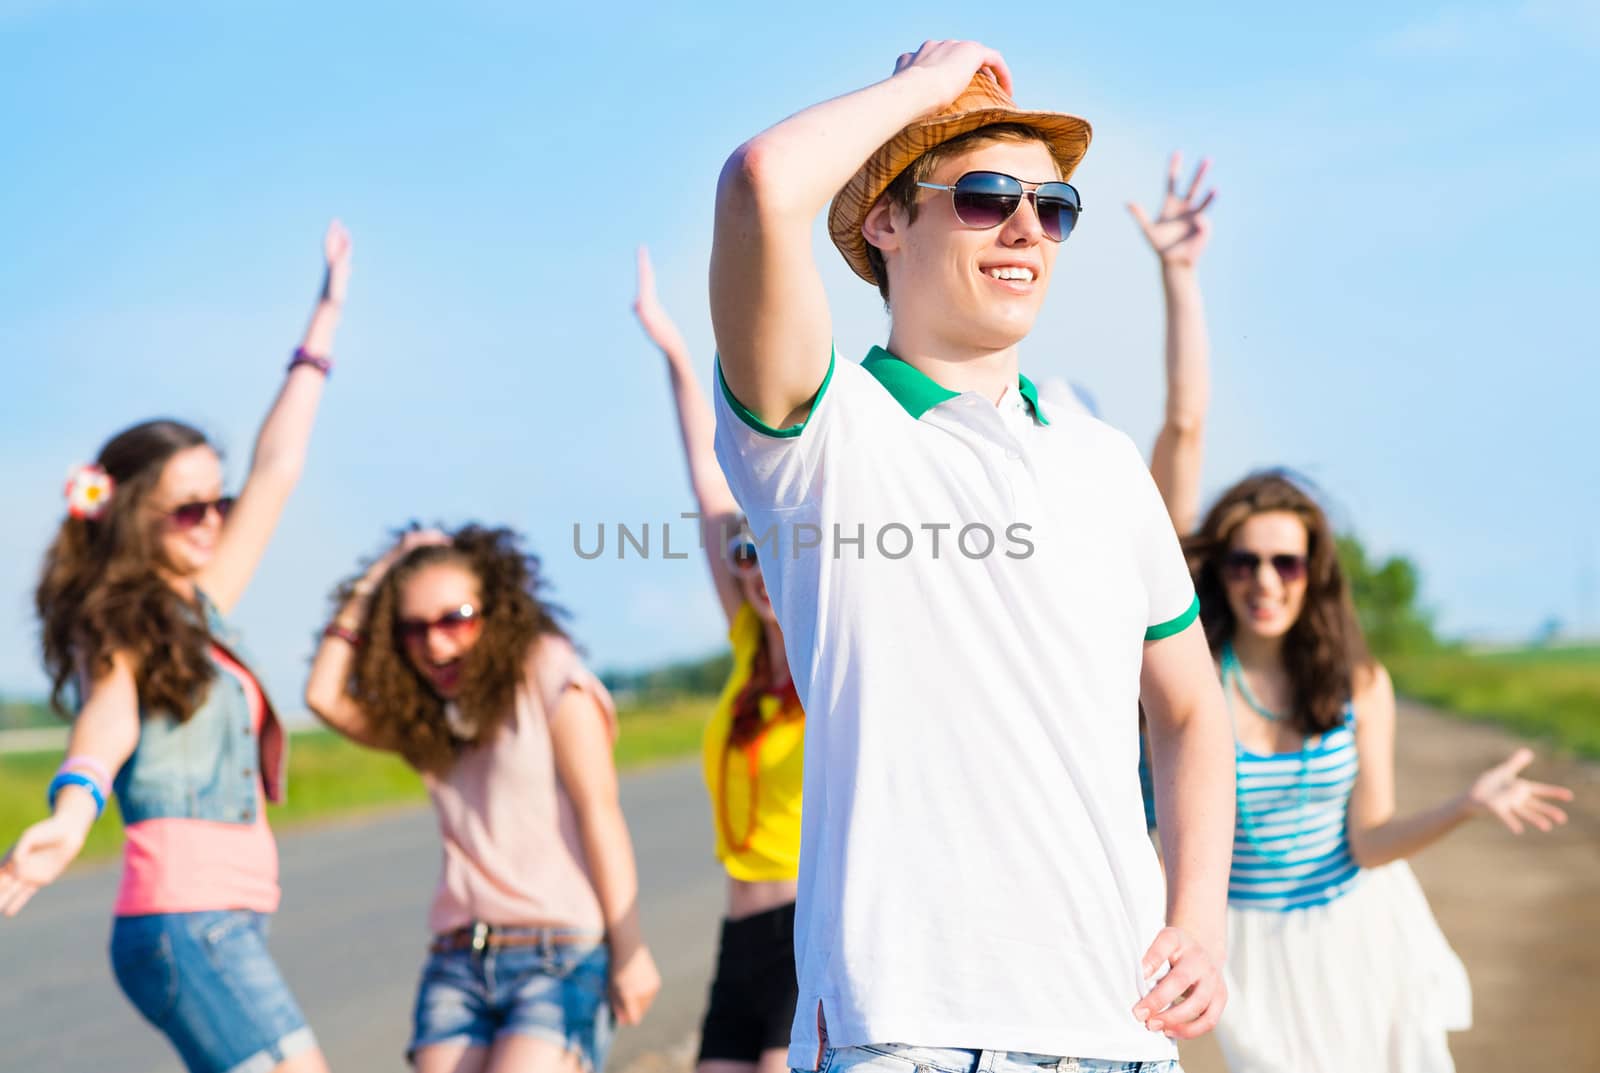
[808, 1044, 1182, 1073]
[110, 910, 315, 1073]
[409, 926, 614, 1071]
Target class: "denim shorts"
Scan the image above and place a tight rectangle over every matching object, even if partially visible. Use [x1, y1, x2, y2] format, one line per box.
[807, 1044, 1182, 1073]
[110, 910, 316, 1073]
[409, 926, 614, 1071]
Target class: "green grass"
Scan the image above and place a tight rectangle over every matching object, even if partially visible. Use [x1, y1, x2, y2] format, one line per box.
[1389, 644, 1600, 759]
[0, 695, 713, 865]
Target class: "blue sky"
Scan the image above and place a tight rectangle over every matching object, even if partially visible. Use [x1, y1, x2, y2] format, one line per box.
[2, 1, 1596, 708]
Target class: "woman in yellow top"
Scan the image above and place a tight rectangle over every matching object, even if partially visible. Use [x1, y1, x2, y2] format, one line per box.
[633, 247, 803, 1073]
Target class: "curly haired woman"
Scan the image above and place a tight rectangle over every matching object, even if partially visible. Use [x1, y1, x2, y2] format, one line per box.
[304, 525, 660, 1073]
[0, 221, 354, 1073]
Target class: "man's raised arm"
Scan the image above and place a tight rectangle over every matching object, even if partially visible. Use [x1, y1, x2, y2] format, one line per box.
[709, 40, 1013, 429]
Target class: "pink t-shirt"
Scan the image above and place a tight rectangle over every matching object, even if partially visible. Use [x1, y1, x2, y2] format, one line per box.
[113, 646, 280, 916]
[424, 635, 618, 935]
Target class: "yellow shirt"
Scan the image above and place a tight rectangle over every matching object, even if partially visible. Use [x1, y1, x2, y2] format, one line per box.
[701, 601, 805, 881]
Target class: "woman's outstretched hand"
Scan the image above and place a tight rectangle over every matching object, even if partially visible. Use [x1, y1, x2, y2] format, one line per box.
[0, 813, 89, 917]
[1465, 747, 1574, 834]
[323, 218, 353, 306]
[1129, 152, 1216, 269]
[632, 245, 690, 361]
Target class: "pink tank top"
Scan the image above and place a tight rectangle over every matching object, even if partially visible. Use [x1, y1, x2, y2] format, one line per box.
[113, 646, 280, 916]
[423, 635, 618, 935]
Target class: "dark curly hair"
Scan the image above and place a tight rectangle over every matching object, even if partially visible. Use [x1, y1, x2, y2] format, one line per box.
[334, 525, 567, 774]
[1184, 470, 1371, 736]
[36, 420, 219, 720]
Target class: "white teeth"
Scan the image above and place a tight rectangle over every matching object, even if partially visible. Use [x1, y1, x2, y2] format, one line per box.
[986, 266, 1035, 282]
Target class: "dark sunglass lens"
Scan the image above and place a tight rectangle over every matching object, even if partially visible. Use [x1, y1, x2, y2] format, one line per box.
[171, 503, 209, 529]
[1222, 551, 1259, 579]
[1035, 184, 1081, 242]
[1271, 555, 1308, 583]
[397, 621, 428, 642]
[951, 172, 1021, 230]
[216, 496, 236, 519]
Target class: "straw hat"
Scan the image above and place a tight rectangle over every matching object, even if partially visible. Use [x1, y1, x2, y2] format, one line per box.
[827, 71, 1092, 284]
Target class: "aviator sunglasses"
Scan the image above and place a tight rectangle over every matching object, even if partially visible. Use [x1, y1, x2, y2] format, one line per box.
[397, 604, 482, 646]
[1221, 551, 1308, 585]
[915, 170, 1083, 243]
[161, 496, 236, 530]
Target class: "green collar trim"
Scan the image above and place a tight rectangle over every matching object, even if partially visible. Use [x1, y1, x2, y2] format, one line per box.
[1017, 373, 1051, 426]
[860, 346, 1049, 425]
[860, 347, 957, 420]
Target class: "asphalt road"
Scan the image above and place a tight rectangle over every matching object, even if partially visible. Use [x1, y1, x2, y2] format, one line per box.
[0, 761, 724, 1072]
[4, 706, 1596, 1073]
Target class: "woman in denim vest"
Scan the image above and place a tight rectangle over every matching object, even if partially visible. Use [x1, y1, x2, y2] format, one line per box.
[0, 221, 353, 1073]
[305, 525, 660, 1073]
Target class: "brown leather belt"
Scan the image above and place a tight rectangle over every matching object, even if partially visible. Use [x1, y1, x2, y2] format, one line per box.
[429, 922, 602, 954]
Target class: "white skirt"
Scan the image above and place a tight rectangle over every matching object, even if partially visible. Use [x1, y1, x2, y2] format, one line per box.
[1216, 861, 1472, 1073]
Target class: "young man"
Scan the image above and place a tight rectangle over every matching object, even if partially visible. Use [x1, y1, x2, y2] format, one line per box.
[709, 41, 1236, 1073]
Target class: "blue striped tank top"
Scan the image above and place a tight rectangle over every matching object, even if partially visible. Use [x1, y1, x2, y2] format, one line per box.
[1229, 710, 1363, 911]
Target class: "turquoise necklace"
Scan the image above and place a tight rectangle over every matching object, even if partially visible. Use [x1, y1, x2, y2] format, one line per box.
[1221, 642, 1284, 722]
[1222, 641, 1311, 865]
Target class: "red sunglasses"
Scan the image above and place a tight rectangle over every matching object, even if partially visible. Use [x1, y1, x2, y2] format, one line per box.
[397, 604, 481, 645]
[162, 496, 236, 530]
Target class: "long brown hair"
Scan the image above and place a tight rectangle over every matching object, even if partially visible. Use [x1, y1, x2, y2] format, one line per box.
[723, 517, 798, 747]
[36, 420, 218, 720]
[335, 525, 567, 774]
[726, 629, 799, 748]
[1184, 471, 1370, 736]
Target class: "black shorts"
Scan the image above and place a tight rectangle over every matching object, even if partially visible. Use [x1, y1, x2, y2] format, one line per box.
[696, 901, 799, 1063]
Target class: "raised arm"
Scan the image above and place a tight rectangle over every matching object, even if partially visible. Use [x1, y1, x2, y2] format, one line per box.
[1135, 622, 1236, 1041]
[0, 654, 141, 916]
[711, 41, 1013, 427]
[1130, 154, 1215, 536]
[199, 220, 352, 613]
[1345, 663, 1573, 867]
[304, 530, 448, 750]
[633, 246, 744, 623]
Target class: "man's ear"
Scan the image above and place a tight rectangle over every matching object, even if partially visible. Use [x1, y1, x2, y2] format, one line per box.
[862, 197, 902, 256]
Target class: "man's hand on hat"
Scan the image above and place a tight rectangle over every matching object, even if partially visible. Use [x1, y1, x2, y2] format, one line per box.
[891, 40, 1014, 112]
[1128, 152, 1216, 269]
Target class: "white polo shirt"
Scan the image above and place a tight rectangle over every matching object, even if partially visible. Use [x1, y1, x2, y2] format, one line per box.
[713, 346, 1198, 1067]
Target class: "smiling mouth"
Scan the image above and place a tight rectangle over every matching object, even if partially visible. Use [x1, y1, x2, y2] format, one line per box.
[983, 265, 1037, 283]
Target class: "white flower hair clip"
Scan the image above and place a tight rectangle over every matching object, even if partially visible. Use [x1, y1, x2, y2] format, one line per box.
[65, 463, 115, 521]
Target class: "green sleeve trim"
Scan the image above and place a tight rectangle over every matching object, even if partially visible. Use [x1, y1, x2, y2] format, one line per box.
[715, 350, 836, 439]
[1145, 593, 1200, 641]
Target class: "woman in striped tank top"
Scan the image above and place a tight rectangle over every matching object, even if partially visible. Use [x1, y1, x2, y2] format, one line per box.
[1182, 472, 1573, 1073]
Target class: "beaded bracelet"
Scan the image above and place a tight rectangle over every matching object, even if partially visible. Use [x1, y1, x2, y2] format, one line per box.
[47, 771, 107, 820]
[288, 347, 333, 377]
[60, 754, 113, 788]
[323, 623, 364, 647]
